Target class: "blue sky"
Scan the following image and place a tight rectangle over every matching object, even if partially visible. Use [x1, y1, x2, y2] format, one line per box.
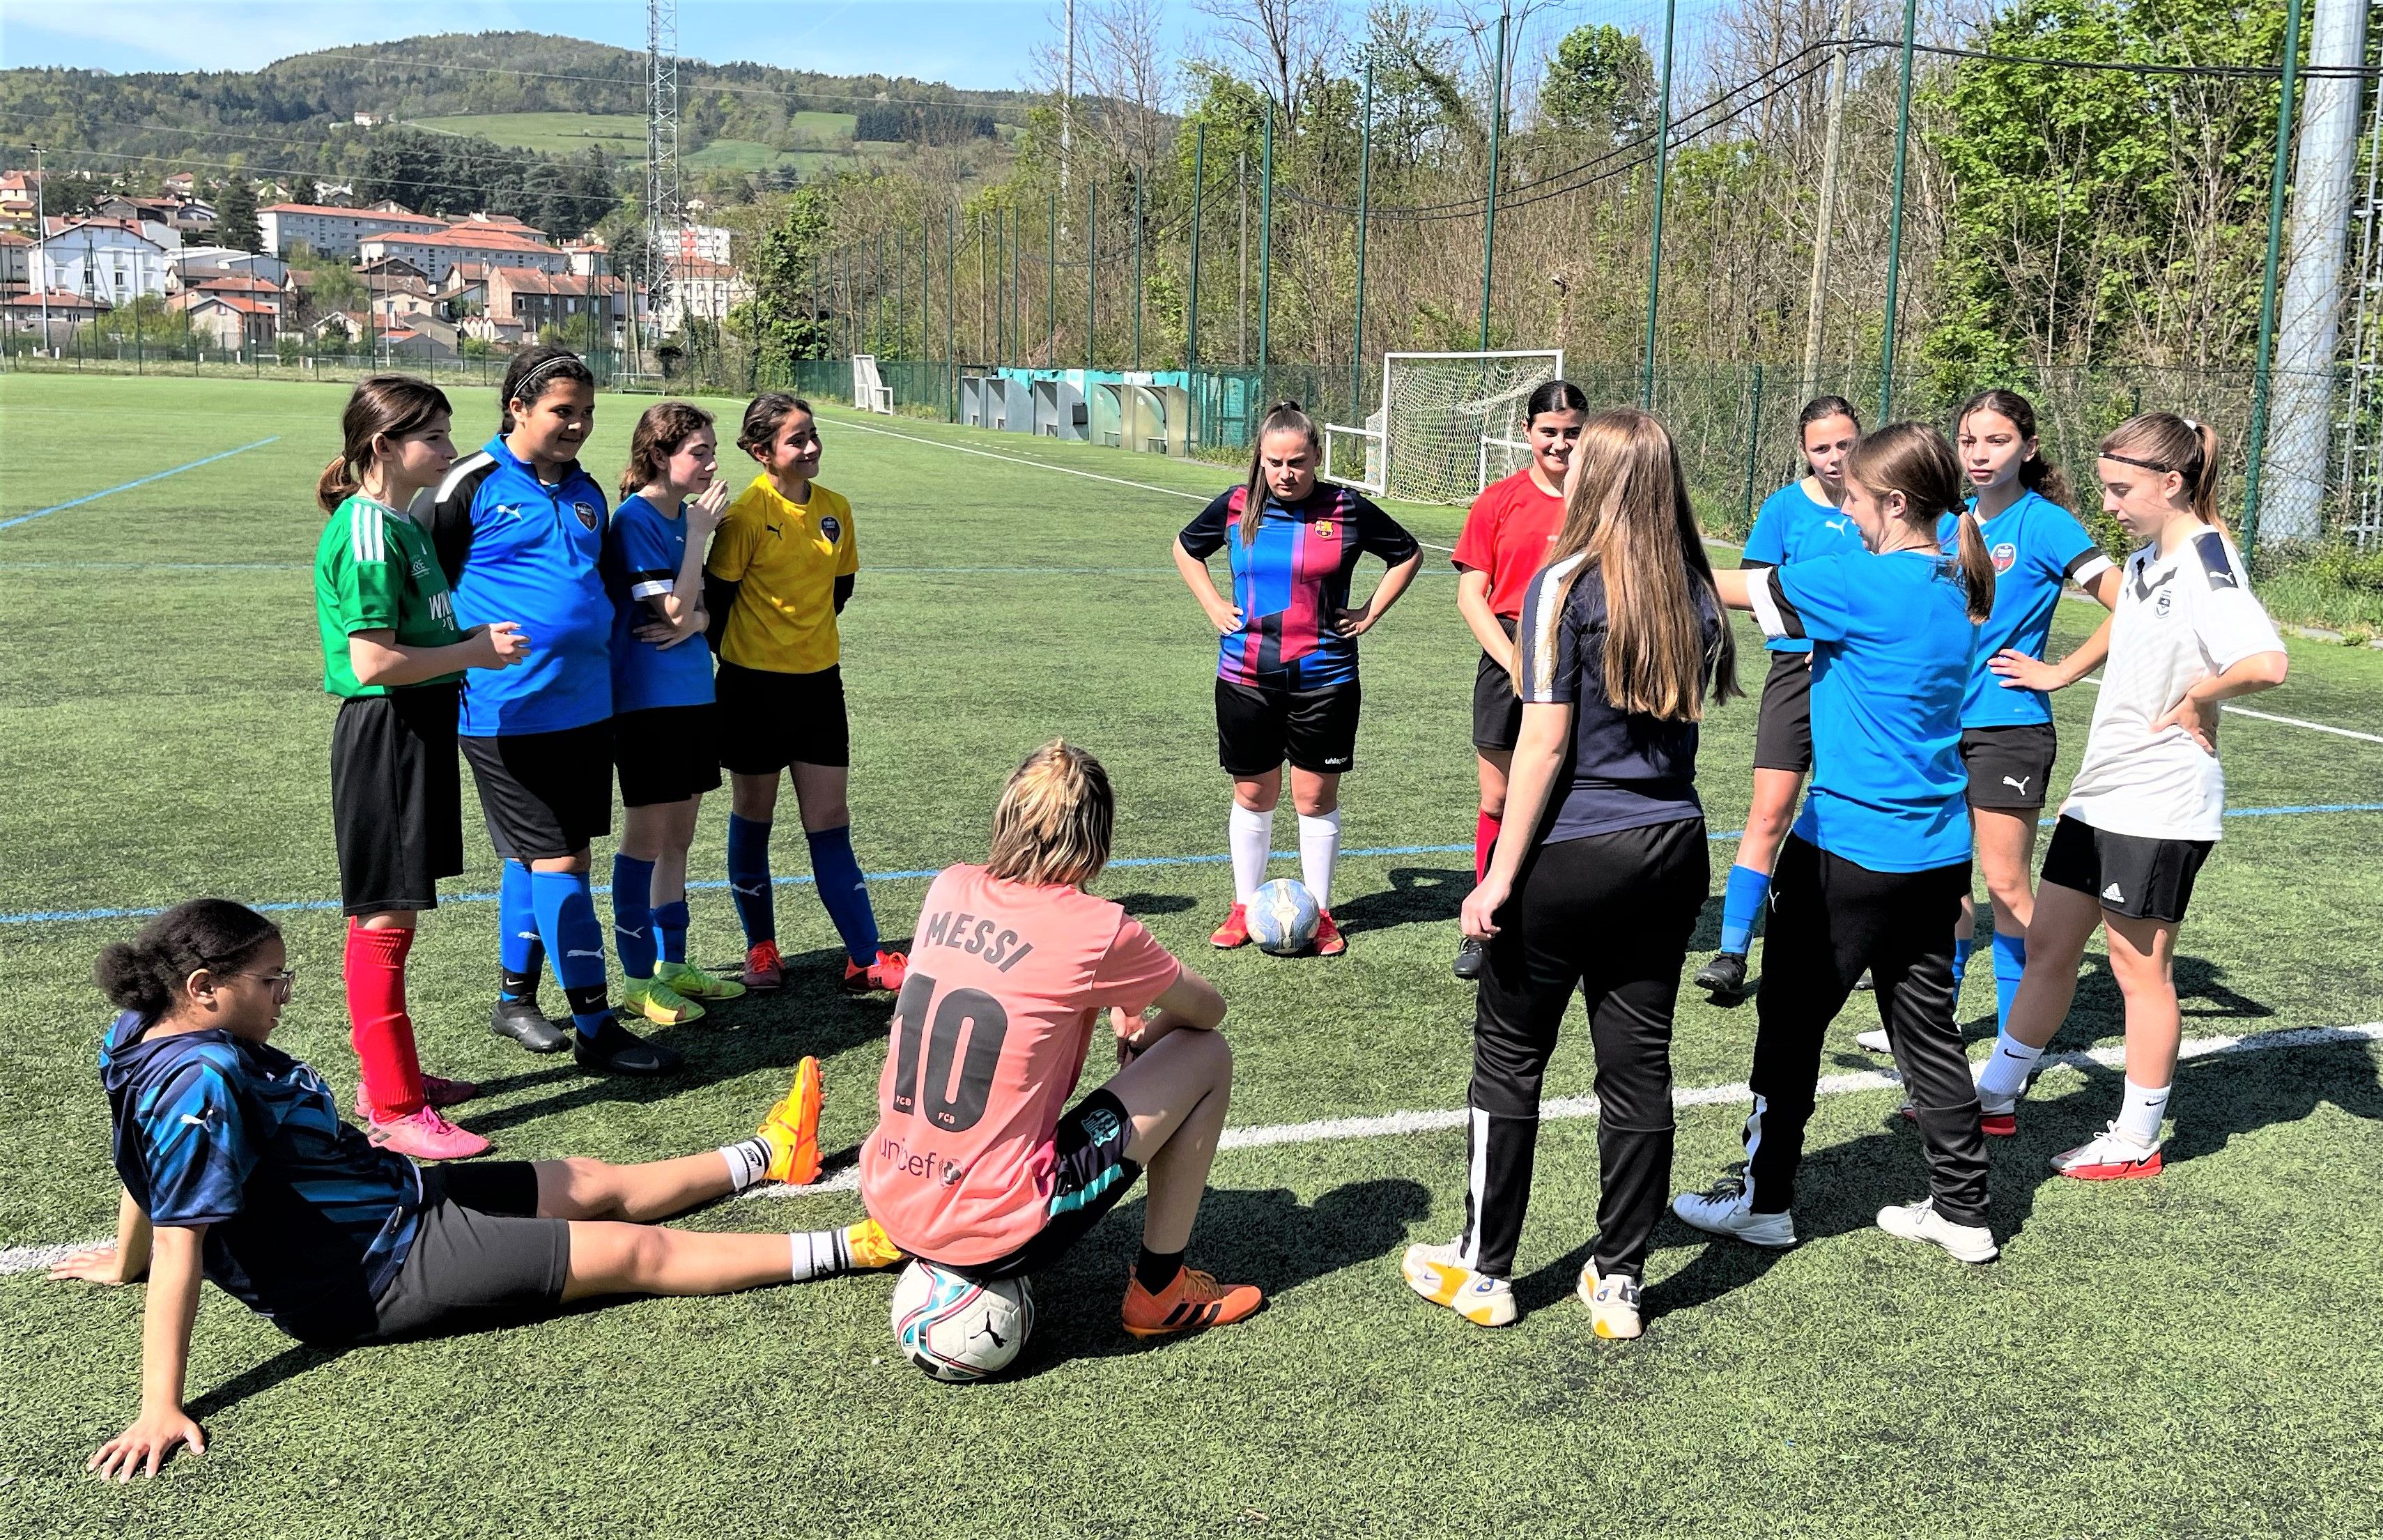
[0, 1, 1089, 91]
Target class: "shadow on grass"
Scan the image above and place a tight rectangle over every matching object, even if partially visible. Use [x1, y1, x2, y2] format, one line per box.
[1332, 866, 1470, 937]
[459, 943, 894, 1141]
[1112, 891, 1200, 918]
[1003, 1176, 1431, 1380]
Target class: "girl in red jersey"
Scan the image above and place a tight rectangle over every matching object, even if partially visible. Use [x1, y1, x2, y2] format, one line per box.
[1449, 380, 1590, 980]
[859, 741, 1265, 1341]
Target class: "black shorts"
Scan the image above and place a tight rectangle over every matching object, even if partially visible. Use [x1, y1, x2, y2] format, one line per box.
[1752, 653, 1814, 773]
[614, 704, 725, 808]
[2039, 814, 2212, 923]
[1961, 723, 2058, 810]
[331, 686, 463, 916]
[1216, 677, 1362, 776]
[1472, 615, 1522, 752]
[716, 660, 850, 774]
[369, 1162, 570, 1342]
[461, 723, 615, 862]
[950, 1089, 1141, 1281]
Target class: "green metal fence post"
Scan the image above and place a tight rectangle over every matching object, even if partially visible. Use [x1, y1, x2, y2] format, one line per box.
[1641, 0, 1678, 408]
[1133, 169, 1144, 371]
[1741, 362, 1767, 526]
[1189, 123, 1205, 445]
[1878, 0, 1919, 423]
[1480, 12, 1505, 354]
[1088, 182, 1098, 367]
[948, 203, 958, 421]
[2243, 0, 2308, 547]
[895, 228, 905, 360]
[1355, 59, 1373, 422]
[1258, 100, 1274, 399]
[1047, 191, 1058, 365]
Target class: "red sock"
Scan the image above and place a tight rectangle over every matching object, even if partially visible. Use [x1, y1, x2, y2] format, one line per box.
[1475, 810, 1502, 884]
[346, 920, 426, 1121]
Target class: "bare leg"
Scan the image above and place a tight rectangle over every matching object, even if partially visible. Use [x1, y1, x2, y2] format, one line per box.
[789, 761, 851, 833]
[730, 771, 780, 823]
[534, 1153, 735, 1223]
[2103, 911, 2183, 1088]
[1727, 767, 1805, 881]
[529, 849, 592, 877]
[2002, 882, 2104, 1050]
[1233, 769, 1281, 815]
[561, 1222, 793, 1302]
[1475, 748, 1511, 823]
[1287, 768, 1341, 818]
[1973, 807, 2042, 939]
[1106, 1029, 1235, 1255]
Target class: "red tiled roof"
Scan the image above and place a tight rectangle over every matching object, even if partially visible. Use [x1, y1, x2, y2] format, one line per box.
[3, 290, 105, 311]
[185, 293, 277, 315]
[262, 203, 442, 223]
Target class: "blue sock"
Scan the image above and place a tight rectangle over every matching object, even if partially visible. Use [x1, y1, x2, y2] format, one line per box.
[611, 854, 658, 981]
[726, 814, 776, 947]
[807, 824, 881, 968]
[654, 900, 690, 966]
[530, 870, 612, 1040]
[1953, 930, 1975, 984]
[1992, 930, 2028, 1033]
[498, 859, 545, 1000]
[1718, 864, 1770, 957]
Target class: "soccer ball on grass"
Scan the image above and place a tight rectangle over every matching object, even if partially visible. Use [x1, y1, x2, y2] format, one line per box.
[890, 1261, 1033, 1382]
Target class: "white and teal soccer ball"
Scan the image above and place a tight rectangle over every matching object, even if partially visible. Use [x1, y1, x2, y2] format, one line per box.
[890, 1261, 1033, 1383]
[1247, 878, 1321, 955]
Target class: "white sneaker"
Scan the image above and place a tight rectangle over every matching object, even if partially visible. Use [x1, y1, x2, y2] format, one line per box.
[1671, 1177, 1796, 1249]
[1875, 1198, 1998, 1263]
[1401, 1241, 1516, 1327]
[2051, 1123, 2164, 1181]
[1855, 1026, 1891, 1054]
[1576, 1260, 1642, 1339]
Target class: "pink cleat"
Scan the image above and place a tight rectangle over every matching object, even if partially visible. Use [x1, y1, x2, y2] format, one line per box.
[365, 1104, 491, 1161]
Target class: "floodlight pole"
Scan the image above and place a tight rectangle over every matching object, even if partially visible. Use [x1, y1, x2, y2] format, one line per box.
[1133, 169, 1144, 370]
[1878, 0, 1920, 423]
[1480, 9, 1506, 354]
[1354, 61, 1372, 421]
[2244, 0, 2310, 547]
[1188, 124, 1205, 445]
[34, 144, 47, 351]
[1641, 0, 1678, 408]
[1046, 191, 1057, 364]
[1088, 181, 1097, 367]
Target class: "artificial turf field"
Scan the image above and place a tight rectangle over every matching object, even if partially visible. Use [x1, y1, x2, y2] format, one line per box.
[2, 372, 2381, 1538]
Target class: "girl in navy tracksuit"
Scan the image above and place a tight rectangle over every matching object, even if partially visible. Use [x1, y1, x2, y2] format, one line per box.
[1674, 423, 2004, 1265]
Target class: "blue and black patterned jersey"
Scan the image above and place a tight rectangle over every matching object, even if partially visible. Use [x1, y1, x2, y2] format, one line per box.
[101, 1012, 423, 1343]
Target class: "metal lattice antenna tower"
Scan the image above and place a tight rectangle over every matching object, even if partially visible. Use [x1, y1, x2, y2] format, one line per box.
[645, 0, 681, 350]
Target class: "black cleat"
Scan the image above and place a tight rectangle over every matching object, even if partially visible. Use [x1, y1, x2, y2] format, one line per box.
[572, 1017, 684, 1076]
[491, 996, 571, 1054]
[1452, 935, 1488, 981]
[1694, 952, 1749, 999]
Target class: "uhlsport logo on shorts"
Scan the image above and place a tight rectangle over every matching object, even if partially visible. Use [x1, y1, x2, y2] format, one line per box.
[573, 501, 599, 531]
[819, 514, 842, 544]
[1992, 541, 2018, 573]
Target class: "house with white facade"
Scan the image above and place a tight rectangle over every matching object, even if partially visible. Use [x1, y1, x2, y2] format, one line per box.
[259, 203, 445, 259]
[356, 229, 568, 285]
[34, 218, 172, 307]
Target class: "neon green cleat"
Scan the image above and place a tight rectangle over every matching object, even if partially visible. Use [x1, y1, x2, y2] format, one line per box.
[656, 960, 746, 1002]
[622, 974, 707, 1026]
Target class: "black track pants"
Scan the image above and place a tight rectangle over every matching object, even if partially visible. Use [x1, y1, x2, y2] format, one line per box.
[1458, 817, 1708, 1281]
[1740, 836, 1989, 1227]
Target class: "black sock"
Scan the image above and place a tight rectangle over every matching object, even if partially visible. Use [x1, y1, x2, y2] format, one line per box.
[1135, 1246, 1185, 1293]
[499, 968, 541, 1005]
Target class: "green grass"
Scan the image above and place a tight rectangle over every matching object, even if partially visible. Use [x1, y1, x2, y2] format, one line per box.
[3, 374, 2382, 1535]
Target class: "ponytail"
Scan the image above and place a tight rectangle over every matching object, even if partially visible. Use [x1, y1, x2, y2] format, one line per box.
[1847, 422, 1993, 622]
[1242, 401, 1322, 547]
[2100, 413, 2226, 534]
[1957, 387, 2072, 510]
[94, 899, 280, 1017]
[319, 374, 452, 514]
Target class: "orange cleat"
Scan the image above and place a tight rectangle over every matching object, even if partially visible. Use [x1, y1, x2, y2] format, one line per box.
[843, 949, 908, 994]
[741, 939, 785, 992]
[1313, 911, 1345, 957]
[1210, 904, 1251, 948]
[757, 1055, 823, 1186]
[1121, 1263, 1265, 1339]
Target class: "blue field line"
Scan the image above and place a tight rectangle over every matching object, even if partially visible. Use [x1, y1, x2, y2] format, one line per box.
[6, 801, 2380, 930]
[0, 437, 282, 531]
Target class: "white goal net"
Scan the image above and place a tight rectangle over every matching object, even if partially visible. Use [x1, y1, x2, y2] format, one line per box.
[1322, 350, 1564, 504]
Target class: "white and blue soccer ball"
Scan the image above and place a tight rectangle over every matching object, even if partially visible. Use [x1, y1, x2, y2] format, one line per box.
[1247, 878, 1322, 955]
[890, 1261, 1033, 1382]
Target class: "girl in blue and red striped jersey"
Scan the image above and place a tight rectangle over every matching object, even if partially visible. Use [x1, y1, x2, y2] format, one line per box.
[1171, 401, 1423, 956]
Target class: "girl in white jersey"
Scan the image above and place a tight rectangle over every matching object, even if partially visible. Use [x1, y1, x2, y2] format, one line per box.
[1975, 414, 2288, 1179]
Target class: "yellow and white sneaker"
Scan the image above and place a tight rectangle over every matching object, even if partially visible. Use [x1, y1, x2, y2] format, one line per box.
[1576, 1260, 1642, 1339]
[1401, 1241, 1516, 1327]
[845, 1216, 907, 1270]
[622, 974, 705, 1026]
[657, 960, 746, 1002]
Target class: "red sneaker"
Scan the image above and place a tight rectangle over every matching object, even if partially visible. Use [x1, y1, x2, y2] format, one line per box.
[365, 1105, 490, 1161]
[741, 939, 785, 992]
[844, 949, 908, 994]
[1210, 904, 1251, 948]
[422, 1074, 479, 1109]
[1314, 911, 1345, 957]
[2051, 1126, 2164, 1180]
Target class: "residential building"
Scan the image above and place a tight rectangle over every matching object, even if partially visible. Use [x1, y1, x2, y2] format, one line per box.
[33, 219, 172, 306]
[0, 230, 29, 291]
[667, 223, 733, 267]
[3, 289, 103, 334]
[357, 229, 567, 284]
[163, 171, 197, 196]
[0, 169, 37, 224]
[447, 210, 551, 245]
[173, 247, 290, 284]
[177, 292, 277, 352]
[259, 202, 444, 259]
[563, 238, 610, 278]
[458, 311, 526, 347]
[93, 194, 214, 238]
[487, 268, 636, 337]
[353, 112, 386, 128]
[658, 257, 750, 332]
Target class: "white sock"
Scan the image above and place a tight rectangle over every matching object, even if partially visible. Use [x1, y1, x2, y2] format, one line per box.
[719, 1135, 773, 1192]
[2115, 1077, 2170, 1147]
[789, 1227, 853, 1282]
[1298, 809, 1342, 911]
[1975, 1032, 2047, 1100]
[1228, 803, 1274, 904]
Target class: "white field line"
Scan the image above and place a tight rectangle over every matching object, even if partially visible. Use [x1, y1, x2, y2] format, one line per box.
[2077, 677, 2383, 746]
[3, 1019, 2373, 1274]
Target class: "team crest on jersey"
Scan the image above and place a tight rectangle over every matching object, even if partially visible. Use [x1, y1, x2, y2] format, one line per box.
[2155, 588, 2175, 617]
[1991, 541, 2017, 573]
[819, 514, 842, 544]
[572, 500, 599, 532]
[1313, 518, 1335, 538]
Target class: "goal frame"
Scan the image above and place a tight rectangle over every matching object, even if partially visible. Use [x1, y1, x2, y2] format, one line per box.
[1321, 348, 1565, 504]
[851, 353, 895, 415]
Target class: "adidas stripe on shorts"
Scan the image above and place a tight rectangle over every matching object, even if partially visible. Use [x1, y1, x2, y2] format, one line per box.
[2039, 813, 2212, 924]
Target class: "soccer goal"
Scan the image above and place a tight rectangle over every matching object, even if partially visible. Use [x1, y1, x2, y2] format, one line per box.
[851, 353, 895, 415]
[1321, 349, 1565, 504]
